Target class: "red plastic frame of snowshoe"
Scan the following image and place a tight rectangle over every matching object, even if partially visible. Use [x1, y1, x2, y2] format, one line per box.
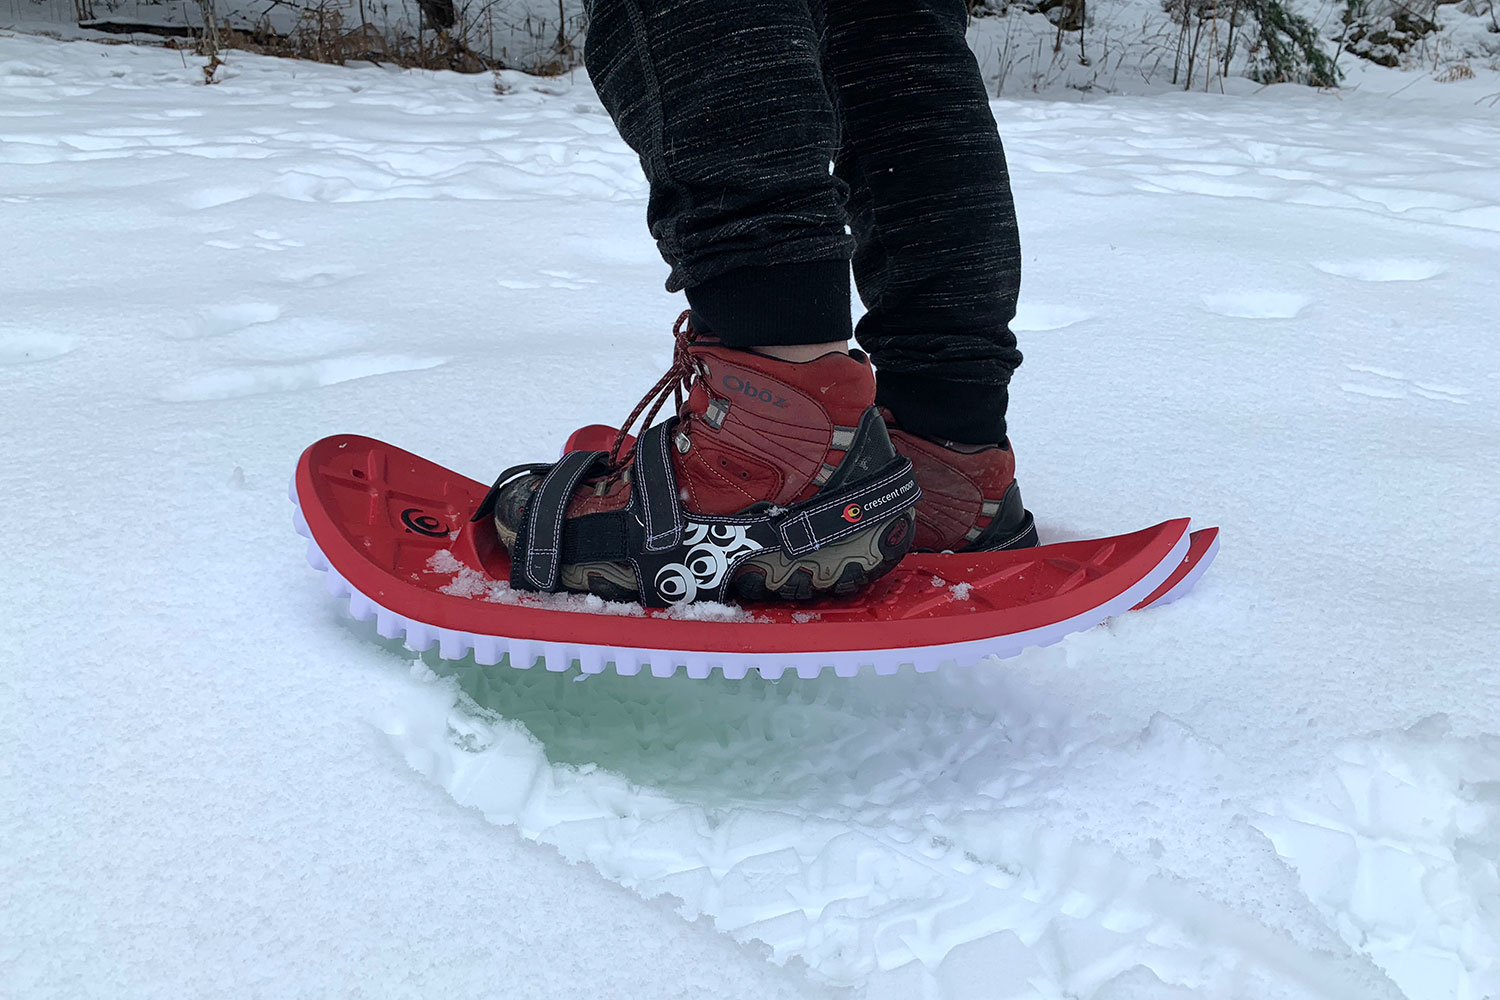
[563, 423, 635, 457]
[293, 435, 1191, 667]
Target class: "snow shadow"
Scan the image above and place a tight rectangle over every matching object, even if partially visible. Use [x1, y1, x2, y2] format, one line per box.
[420, 643, 1076, 820]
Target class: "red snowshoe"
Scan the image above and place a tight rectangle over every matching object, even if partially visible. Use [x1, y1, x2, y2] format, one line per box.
[291, 432, 1215, 678]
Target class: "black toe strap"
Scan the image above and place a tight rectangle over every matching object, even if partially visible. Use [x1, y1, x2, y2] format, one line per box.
[471, 462, 554, 525]
[510, 449, 609, 591]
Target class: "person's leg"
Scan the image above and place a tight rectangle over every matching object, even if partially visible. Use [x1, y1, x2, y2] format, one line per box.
[487, 0, 923, 606]
[818, 0, 1023, 444]
[583, 0, 853, 352]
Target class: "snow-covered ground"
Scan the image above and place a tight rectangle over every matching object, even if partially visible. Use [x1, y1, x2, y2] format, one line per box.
[4, 31, 1499, 1000]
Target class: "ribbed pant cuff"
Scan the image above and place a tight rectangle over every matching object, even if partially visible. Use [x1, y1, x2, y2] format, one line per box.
[685, 260, 852, 348]
[876, 369, 1010, 445]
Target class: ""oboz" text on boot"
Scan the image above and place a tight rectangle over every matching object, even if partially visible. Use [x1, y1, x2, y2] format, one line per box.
[721, 375, 789, 408]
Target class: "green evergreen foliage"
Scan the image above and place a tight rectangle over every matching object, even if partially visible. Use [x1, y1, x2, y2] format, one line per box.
[1248, 0, 1342, 84]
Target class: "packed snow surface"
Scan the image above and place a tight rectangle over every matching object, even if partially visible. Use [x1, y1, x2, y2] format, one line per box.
[5, 31, 1499, 1000]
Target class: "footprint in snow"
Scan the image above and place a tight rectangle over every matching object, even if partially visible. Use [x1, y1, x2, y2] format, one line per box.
[252, 229, 305, 252]
[86, 126, 182, 138]
[0, 62, 58, 80]
[1340, 364, 1470, 405]
[159, 354, 446, 402]
[174, 303, 370, 362]
[1012, 303, 1094, 333]
[1200, 291, 1311, 320]
[179, 184, 260, 211]
[178, 301, 282, 339]
[225, 317, 367, 363]
[0, 331, 78, 364]
[403, 661, 1358, 998]
[205, 229, 306, 252]
[57, 133, 137, 152]
[131, 109, 204, 120]
[274, 265, 361, 289]
[1311, 258, 1447, 282]
[538, 268, 597, 290]
[497, 270, 600, 292]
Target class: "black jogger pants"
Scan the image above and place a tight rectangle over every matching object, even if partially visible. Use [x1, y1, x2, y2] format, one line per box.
[582, 0, 1023, 443]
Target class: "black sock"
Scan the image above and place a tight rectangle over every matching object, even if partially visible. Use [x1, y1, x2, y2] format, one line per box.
[685, 260, 852, 348]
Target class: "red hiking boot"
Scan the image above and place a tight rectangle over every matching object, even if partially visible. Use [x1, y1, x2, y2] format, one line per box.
[881, 410, 1039, 553]
[477, 313, 920, 607]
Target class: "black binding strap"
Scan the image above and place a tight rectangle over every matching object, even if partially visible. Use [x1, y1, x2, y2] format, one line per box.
[512, 450, 608, 591]
[490, 429, 921, 609]
[775, 459, 919, 557]
[471, 462, 554, 525]
[632, 421, 685, 553]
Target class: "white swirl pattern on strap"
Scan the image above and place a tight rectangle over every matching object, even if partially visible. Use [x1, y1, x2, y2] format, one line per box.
[653, 522, 763, 603]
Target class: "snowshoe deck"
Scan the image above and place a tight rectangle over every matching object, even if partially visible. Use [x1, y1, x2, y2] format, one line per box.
[293, 434, 1202, 678]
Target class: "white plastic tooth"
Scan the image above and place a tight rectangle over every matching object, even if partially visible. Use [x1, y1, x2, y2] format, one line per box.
[795, 659, 825, 680]
[612, 649, 640, 676]
[541, 643, 571, 672]
[832, 654, 863, 678]
[911, 649, 942, 673]
[324, 570, 347, 597]
[438, 628, 470, 660]
[347, 592, 376, 622]
[758, 661, 787, 681]
[684, 654, 711, 680]
[375, 609, 402, 639]
[471, 635, 502, 665]
[304, 541, 330, 570]
[649, 656, 678, 679]
[508, 640, 535, 670]
[404, 623, 435, 652]
[577, 647, 605, 675]
[720, 659, 749, 681]
[873, 653, 903, 676]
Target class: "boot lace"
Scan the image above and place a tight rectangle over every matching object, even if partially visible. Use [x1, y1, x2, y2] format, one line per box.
[606, 309, 706, 472]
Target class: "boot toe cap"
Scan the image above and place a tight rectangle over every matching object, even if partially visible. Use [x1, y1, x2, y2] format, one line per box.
[492, 474, 543, 548]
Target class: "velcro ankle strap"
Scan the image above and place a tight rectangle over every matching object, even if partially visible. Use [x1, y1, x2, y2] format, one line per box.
[775, 459, 919, 557]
